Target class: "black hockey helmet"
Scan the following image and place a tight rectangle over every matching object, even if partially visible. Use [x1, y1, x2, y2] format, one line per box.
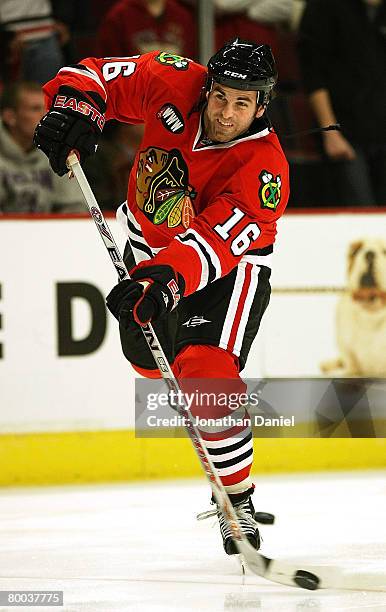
[207, 37, 277, 105]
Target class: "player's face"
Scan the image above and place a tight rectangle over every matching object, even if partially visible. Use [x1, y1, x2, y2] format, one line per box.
[204, 84, 264, 143]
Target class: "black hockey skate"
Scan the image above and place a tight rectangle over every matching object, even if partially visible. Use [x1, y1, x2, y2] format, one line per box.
[197, 487, 260, 555]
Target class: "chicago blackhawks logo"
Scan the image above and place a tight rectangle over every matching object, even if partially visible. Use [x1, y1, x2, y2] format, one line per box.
[258, 170, 281, 211]
[155, 52, 190, 70]
[136, 147, 197, 229]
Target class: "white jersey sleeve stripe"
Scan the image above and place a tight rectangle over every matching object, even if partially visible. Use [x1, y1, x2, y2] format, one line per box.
[176, 237, 209, 290]
[182, 228, 222, 281]
[116, 202, 163, 264]
[58, 66, 107, 101]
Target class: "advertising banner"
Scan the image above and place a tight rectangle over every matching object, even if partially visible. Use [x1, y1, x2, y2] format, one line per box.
[1, 212, 386, 433]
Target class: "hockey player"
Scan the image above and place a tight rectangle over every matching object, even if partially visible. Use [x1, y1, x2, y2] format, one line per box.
[33, 38, 289, 556]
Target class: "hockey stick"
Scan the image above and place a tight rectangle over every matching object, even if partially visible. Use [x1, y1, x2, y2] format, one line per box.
[66, 152, 384, 592]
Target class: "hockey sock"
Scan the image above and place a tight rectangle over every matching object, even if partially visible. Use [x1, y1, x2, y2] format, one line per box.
[173, 345, 253, 492]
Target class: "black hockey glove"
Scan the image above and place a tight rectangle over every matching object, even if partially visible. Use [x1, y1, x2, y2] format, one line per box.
[106, 264, 185, 327]
[33, 85, 106, 176]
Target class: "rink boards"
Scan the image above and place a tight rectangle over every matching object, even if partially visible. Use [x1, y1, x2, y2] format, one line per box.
[1, 211, 386, 484]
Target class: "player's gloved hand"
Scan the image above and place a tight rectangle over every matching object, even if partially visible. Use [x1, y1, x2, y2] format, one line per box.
[106, 264, 185, 326]
[33, 85, 106, 176]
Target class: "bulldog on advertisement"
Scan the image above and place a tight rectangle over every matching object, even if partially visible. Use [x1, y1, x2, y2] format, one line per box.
[321, 238, 386, 377]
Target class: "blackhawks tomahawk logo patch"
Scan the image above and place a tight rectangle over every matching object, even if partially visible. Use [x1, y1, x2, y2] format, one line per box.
[155, 52, 190, 70]
[258, 170, 281, 211]
[136, 147, 197, 229]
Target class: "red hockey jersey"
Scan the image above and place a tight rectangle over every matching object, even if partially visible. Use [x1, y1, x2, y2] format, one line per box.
[43, 51, 289, 296]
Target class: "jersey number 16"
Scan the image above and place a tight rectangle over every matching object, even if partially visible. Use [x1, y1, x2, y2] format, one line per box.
[214, 207, 260, 256]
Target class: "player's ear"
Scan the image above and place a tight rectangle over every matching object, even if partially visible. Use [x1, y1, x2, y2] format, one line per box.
[255, 105, 265, 119]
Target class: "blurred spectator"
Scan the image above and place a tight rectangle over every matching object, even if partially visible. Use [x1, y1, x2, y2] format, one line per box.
[290, 0, 306, 31]
[298, 0, 386, 206]
[50, 0, 89, 64]
[0, 81, 84, 213]
[180, 0, 295, 56]
[181, 0, 294, 156]
[0, 0, 68, 84]
[97, 0, 196, 58]
[91, 1, 113, 29]
[215, 0, 293, 26]
[95, 0, 197, 202]
[83, 123, 142, 211]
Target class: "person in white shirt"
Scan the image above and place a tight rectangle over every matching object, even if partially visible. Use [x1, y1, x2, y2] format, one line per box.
[0, 81, 83, 213]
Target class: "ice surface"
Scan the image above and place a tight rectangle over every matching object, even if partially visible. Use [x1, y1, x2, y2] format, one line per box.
[0, 471, 385, 611]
